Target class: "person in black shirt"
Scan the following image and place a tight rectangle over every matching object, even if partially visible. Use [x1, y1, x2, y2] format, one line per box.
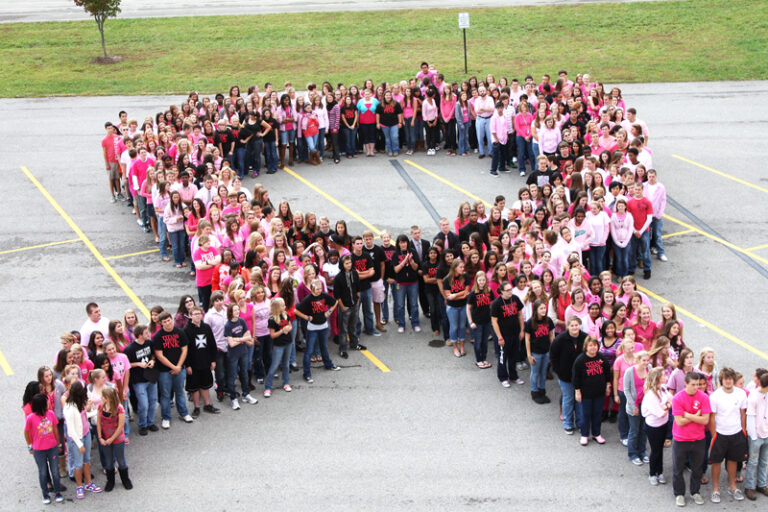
[151, 312, 193, 428]
[420, 247, 442, 337]
[379, 231, 397, 326]
[524, 299, 555, 404]
[550, 316, 587, 434]
[458, 209, 490, 249]
[183, 307, 220, 417]
[443, 259, 470, 357]
[362, 230, 387, 332]
[239, 111, 270, 178]
[527, 154, 554, 187]
[214, 120, 234, 168]
[123, 325, 158, 435]
[375, 90, 404, 157]
[296, 279, 340, 382]
[333, 255, 364, 359]
[392, 234, 421, 333]
[350, 236, 379, 338]
[410, 226, 431, 320]
[435, 249, 456, 343]
[261, 108, 279, 174]
[467, 271, 495, 368]
[265, 298, 294, 396]
[491, 282, 524, 386]
[572, 336, 611, 445]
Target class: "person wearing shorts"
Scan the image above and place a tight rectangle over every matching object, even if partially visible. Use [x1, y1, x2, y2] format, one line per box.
[101, 122, 122, 202]
[708, 367, 748, 502]
[183, 307, 220, 417]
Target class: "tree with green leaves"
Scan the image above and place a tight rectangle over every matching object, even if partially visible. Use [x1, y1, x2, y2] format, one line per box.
[73, 0, 122, 59]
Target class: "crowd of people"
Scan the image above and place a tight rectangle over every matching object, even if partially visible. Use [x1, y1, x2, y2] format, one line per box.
[21, 65, 768, 507]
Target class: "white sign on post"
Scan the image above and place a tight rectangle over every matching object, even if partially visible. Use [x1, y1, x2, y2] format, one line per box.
[458, 12, 470, 29]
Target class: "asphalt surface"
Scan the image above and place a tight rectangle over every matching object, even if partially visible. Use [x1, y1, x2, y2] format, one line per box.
[1, 80, 768, 511]
[0, 0, 669, 23]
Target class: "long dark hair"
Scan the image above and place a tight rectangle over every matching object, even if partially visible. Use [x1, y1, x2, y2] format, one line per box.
[66, 381, 88, 412]
[93, 353, 114, 381]
[23, 381, 40, 408]
[278, 278, 295, 309]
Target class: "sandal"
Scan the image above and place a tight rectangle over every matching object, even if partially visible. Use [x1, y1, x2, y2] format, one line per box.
[175, 264, 182, 268]
[189, 271, 196, 277]
[453, 349, 461, 358]
[701, 476, 709, 485]
[162, 257, 171, 262]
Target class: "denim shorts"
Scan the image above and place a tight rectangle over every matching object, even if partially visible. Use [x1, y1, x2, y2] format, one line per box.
[280, 129, 296, 145]
[67, 431, 91, 468]
[146, 203, 156, 218]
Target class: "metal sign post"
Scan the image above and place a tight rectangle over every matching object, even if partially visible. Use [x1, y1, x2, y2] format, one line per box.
[458, 12, 469, 74]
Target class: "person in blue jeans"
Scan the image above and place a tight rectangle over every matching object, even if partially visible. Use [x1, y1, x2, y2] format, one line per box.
[25, 394, 63, 504]
[467, 270, 493, 368]
[376, 90, 403, 156]
[624, 351, 651, 464]
[455, 91, 471, 156]
[123, 325, 158, 435]
[525, 300, 554, 403]
[223, 304, 257, 410]
[627, 182, 653, 279]
[550, 316, 586, 433]
[151, 312, 194, 428]
[646, 169, 668, 262]
[296, 279, 340, 383]
[572, 337, 611, 446]
[264, 298, 294, 396]
[392, 235, 421, 333]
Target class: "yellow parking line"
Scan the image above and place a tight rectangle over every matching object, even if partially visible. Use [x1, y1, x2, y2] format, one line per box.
[283, 166, 381, 235]
[360, 350, 391, 373]
[745, 243, 768, 253]
[663, 214, 768, 266]
[283, 167, 390, 372]
[404, 161, 768, 361]
[0, 348, 13, 375]
[637, 285, 768, 361]
[0, 238, 81, 256]
[673, 154, 768, 195]
[105, 248, 160, 260]
[661, 229, 696, 239]
[21, 166, 151, 320]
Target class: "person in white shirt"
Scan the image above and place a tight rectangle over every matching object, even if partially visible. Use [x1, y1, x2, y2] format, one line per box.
[708, 367, 748, 502]
[80, 302, 110, 349]
[194, 174, 217, 208]
[626, 108, 649, 144]
[745, 372, 768, 500]
[643, 169, 668, 262]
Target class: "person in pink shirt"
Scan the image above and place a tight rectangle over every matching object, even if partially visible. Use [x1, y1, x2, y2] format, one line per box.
[613, 338, 638, 444]
[163, 190, 187, 268]
[514, 101, 535, 176]
[473, 86, 494, 158]
[193, 235, 222, 311]
[104, 341, 131, 438]
[25, 394, 63, 504]
[627, 182, 654, 279]
[488, 101, 509, 177]
[672, 372, 711, 506]
[644, 169, 668, 262]
[101, 122, 123, 203]
[585, 201, 610, 276]
[609, 198, 634, 277]
[440, 86, 457, 155]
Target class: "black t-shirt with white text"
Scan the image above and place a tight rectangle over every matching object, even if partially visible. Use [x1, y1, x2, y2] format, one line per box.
[123, 341, 153, 383]
[150, 327, 190, 372]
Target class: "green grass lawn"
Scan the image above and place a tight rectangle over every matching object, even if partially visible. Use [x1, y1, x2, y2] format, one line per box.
[0, 0, 766, 97]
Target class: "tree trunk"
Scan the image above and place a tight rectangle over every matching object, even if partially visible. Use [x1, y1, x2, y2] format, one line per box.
[96, 16, 107, 58]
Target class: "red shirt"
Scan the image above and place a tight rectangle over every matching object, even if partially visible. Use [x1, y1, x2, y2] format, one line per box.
[627, 196, 653, 232]
[101, 134, 122, 163]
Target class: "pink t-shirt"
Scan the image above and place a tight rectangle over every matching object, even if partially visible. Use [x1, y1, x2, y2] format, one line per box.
[25, 411, 59, 451]
[672, 390, 711, 442]
[633, 320, 657, 351]
[193, 246, 220, 286]
[613, 355, 635, 392]
[108, 352, 131, 388]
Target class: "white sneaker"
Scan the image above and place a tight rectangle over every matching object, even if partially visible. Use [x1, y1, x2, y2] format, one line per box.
[398, 327, 405, 333]
[501, 380, 511, 388]
[621, 438, 628, 446]
[231, 398, 240, 410]
[243, 394, 258, 405]
[659, 254, 668, 262]
[657, 474, 667, 484]
[651, 247, 658, 255]
[514, 378, 525, 385]
[161, 419, 170, 429]
[181, 414, 194, 423]
[649, 475, 659, 486]
[413, 326, 421, 333]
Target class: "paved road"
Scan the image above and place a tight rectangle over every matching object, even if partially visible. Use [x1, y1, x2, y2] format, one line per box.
[0, 0, 668, 23]
[1, 80, 767, 510]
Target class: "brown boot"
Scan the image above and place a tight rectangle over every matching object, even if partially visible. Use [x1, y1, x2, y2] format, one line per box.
[745, 488, 757, 501]
[757, 486, 768, 496]
[288, 142, 295, 166]
[310, 151, 320, 165]
[278, 144, 285, 169]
